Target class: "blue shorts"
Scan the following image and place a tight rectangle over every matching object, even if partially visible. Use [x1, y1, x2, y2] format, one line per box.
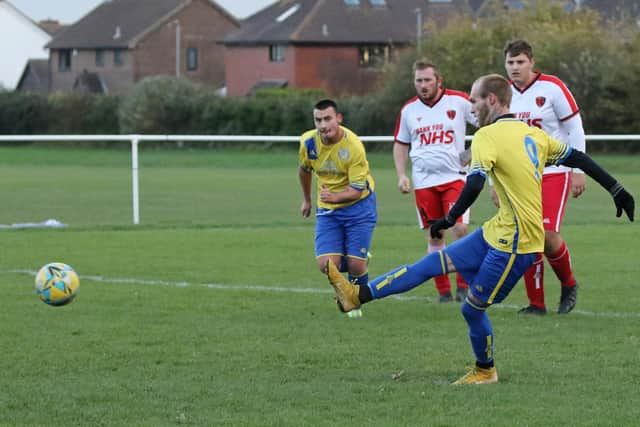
[315, 192, 377, 260]
[445, 228, 537, 305]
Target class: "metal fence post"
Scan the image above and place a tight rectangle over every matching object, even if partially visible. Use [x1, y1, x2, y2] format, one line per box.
[131, 136, 140, 225]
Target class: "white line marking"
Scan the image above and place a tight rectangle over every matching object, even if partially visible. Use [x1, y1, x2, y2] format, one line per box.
[6, 269, 640, 318]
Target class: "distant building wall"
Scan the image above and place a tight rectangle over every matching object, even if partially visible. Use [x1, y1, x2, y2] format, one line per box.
[49, 49, 134, 93]
[292, 46, 383, 96]
[224, 45, 296, 96]
[135, 0, 239, 88]
[225, 44, 400, 97]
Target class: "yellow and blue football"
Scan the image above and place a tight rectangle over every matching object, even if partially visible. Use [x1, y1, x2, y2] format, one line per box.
[35, 262, 80, 306]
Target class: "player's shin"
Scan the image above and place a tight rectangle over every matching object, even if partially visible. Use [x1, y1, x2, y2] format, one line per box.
[461, 301, 494, 365]
[547, 242, 576, 287]
[523, 253, 546, 308]
[368, 252, 447, 299]
[429, 243, 452, 295]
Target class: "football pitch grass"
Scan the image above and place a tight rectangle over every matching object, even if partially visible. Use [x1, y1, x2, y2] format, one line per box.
[0, 146, 639, 426]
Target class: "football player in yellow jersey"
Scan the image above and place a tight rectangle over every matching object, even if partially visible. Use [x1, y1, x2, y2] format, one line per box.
[326, 75, 634, 384]
[299, 99, 376, 313]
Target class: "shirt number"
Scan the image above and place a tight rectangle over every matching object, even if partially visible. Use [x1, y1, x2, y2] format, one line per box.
[524, 136, 541, 181]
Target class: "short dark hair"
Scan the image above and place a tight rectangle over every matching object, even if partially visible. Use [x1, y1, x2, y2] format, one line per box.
[314, 99, 338, 112]
[503, 39, 533, 59]
[413, 58, 442, 80]
[476, 74, 512, 107]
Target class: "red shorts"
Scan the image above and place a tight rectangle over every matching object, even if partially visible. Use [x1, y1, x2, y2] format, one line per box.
[414, 180, 469, 229]
[542, 172, 571, 232]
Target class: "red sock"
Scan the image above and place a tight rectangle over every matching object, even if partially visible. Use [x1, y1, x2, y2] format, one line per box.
[434, 274, 452, 294]
[547, 241, 577, 288]
[455, 273, 469, 290]
[428, 243, 451, 294]
[523, 253, 545, 308]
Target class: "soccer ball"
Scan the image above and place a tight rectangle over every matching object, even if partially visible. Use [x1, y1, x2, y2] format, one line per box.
[35, 262, 80, 306]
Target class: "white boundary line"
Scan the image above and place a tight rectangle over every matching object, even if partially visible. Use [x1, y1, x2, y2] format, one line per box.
[7, 269, 640, 318]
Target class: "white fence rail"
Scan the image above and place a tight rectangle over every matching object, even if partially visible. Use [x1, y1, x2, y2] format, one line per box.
[1, 134, 638, 225]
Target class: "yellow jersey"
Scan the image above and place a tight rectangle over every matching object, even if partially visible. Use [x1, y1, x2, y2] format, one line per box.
[469, 117, 571, 253]
[299, 126, 375, 210]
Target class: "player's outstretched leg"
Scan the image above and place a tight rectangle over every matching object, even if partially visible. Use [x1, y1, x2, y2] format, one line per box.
[326, 252, 449, 311]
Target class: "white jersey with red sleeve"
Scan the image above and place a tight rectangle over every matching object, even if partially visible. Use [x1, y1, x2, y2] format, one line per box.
[394, 89, 476, 189]
[510, 72, 584, 174]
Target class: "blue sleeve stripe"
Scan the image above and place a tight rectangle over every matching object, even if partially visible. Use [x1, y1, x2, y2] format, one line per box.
[468, 170, 487, 179]
[557, 146, 573, 165]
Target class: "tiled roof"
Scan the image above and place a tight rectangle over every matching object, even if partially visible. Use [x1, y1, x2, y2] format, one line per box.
[224, 0, 471, 45]
[18, 58, 49, 87]
[47, 0, 189, 49]
[38, 19, 68, 36]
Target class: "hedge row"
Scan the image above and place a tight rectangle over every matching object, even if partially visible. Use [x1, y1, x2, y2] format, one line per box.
[0, 82, 330, 137]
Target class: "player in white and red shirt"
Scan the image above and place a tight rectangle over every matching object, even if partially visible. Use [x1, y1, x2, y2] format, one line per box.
[504, 39, 587, 315]
[393, 59, 477, 303]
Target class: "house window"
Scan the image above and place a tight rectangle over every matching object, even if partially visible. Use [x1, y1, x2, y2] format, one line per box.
[269, 45, 285, 62]
[58, 49, 71, 72]
[344, 0, 360, 5]
[95, 49, 105, 67]
[114, 49, 124, 66]
[359, 45, 390, 68]
[187, 47, 198, 71]
[369, 0, 386, 5]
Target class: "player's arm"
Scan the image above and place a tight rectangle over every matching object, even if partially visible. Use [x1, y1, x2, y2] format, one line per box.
[559, 150, 634, 221]
[393, 142, 411, 193]
[561, 114, 587, 197]
[460, 98, 477, 166]
[298, 166, 313, 218]
[552, 79, 586, 197]
[459, 148, 472, 166]
[429, 173, 486, 238]
[319, 185, 362, 204]
[321, 146, 368, 204]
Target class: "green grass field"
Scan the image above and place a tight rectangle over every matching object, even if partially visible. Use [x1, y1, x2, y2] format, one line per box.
[0, 145, 639, 426]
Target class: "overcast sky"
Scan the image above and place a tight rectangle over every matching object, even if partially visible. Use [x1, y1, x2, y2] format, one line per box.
[10, 0, 277, 23]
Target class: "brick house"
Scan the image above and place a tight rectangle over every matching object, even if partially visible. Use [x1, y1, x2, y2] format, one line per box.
[45, 0, 240, 94]
[221, 0, 473, 97]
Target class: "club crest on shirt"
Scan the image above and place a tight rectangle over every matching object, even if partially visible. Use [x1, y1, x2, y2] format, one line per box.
[338, 148, 350, 161]
[447, 110, 456, 120]
[417, 116, 422, 122]
[535, 96, 546, 107]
